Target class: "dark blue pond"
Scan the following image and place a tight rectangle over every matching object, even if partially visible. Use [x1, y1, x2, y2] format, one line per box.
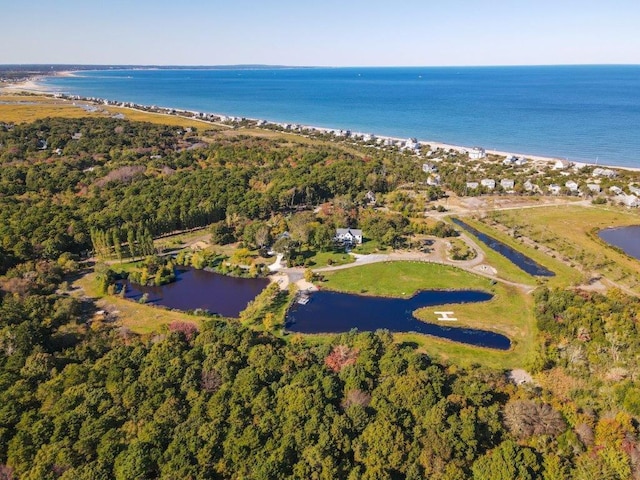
[451, 218, 555, 277]
[122, 267, 269, 317]
[286, 290, 511, 350]
[598, 226, 640, 260]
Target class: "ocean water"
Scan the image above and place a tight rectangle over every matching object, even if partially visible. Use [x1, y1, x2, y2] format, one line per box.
[41, 66, 640, 168]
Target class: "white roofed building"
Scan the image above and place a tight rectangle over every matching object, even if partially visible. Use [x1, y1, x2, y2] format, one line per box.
[335, 228, 363, 245]
[469, 147, 486, 160]
[481, 178, 496, 190]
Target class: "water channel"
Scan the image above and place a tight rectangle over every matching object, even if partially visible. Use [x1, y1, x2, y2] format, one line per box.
[286, 290, 511, 350]
[451, 218, 555, 277]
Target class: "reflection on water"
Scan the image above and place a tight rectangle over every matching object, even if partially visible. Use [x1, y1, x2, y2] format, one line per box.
[598, 226, 640, 260]
[452, 218, 554, 277]
[286, 290, 510, 350]
[123, 267, 269, 318]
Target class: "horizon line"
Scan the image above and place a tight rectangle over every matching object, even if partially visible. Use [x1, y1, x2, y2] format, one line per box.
[2, 62, 640, 69]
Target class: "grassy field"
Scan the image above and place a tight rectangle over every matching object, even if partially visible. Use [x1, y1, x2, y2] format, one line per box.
[455, 216, 583, 288]
[222, 127, 369, 158]
[317, 261, 536, 369]
[0, 94, 110, 122]
[74, 272, 203, 335]
[0, 92, 225, 130]
[304, 250, 355, 268]
[487, 205, 640, 293]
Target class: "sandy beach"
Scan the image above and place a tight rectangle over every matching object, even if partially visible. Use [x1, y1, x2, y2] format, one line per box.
[3, 73, 639, 173]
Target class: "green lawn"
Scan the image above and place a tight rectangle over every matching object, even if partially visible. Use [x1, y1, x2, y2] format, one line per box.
[317, 261, 536, 369]
[304, 250, 355, 268]
[320, 261, 492, 297]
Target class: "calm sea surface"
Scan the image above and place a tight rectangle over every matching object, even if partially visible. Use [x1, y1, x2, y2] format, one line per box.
[41, 66, 640, 168]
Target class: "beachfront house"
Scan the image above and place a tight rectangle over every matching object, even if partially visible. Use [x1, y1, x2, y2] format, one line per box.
[403, 138, 420, 152]
[481, 178, 496, 190]
[469, 147, 486, 160]
[628, 185, 640, 196]
[514, 157, 527, 166]
[565, 180, 580, 193]
[615, 194, 639, 208]
[500, 179, 515, 190]
[335, 228, 363, 246]
[502, 155, 516, 166]
[548, 184, 562, 195]
[553, 159, 571, 170]
[593, 167, 618, 178]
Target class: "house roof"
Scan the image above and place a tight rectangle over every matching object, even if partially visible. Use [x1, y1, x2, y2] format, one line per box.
[336, 228, 363, 236]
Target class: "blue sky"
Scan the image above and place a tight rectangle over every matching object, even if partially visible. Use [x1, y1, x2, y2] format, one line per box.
[2, 0, 639, 66]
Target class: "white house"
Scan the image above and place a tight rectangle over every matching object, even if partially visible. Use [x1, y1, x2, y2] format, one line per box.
[466, 181, 479, 190]
[553, 159, 571, 170]
[586, 183, 601, 193]
[593, 167, 618, 178]
[524, 180, 535, 192]
[514, 157, 527, 166]
[426, 174, 441, 186]
[481, 178, 496, 190]
[422, 163, 438, 174]
[565, 180, 580, 192]
[615, 194, 639, 208]
[335, 228, 363, 245]
[500, 179, 515, 190]
[548, 184, 562, 195]
[403, 138, 420, 152]
[629, 185, 640, 196]
[469, 147, 486, 160]
[610, 186, 623, 195]
[502, 155, 516, 166]
[365, 191, 377, 204]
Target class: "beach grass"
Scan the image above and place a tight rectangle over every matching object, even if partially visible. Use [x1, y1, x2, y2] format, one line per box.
[0, 96, 108, 122]
[0, 92, 226, 130]
[487, 204, 640, 292]
[453, 216, 582, 288]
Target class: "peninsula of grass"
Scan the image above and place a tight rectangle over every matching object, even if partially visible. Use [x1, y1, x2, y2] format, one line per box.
[316, 261, 536, 369]
[320, 261, 494, 297]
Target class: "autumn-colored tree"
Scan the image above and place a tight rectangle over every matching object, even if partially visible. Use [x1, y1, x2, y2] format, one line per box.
[168, 321, 198, 342]
[503, 400, 566, 440]
[325, 344, 359, 373]
[341, 389, 371, 409]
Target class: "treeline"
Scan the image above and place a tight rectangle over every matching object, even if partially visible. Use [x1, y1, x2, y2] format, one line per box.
[3, 276, 640, 478]
[90, 226, 154, 260]
[0, 117, 423, 273]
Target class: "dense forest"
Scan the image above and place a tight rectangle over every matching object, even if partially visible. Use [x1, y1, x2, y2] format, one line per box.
[1, 117, 640, 479]
[0, 117, 435, 273]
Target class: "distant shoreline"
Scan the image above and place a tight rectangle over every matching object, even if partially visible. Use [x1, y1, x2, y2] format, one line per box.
[3, 70, 639, 173]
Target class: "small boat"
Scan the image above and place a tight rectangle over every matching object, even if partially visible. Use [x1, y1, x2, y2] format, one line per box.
[297, 293, 310, 305]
